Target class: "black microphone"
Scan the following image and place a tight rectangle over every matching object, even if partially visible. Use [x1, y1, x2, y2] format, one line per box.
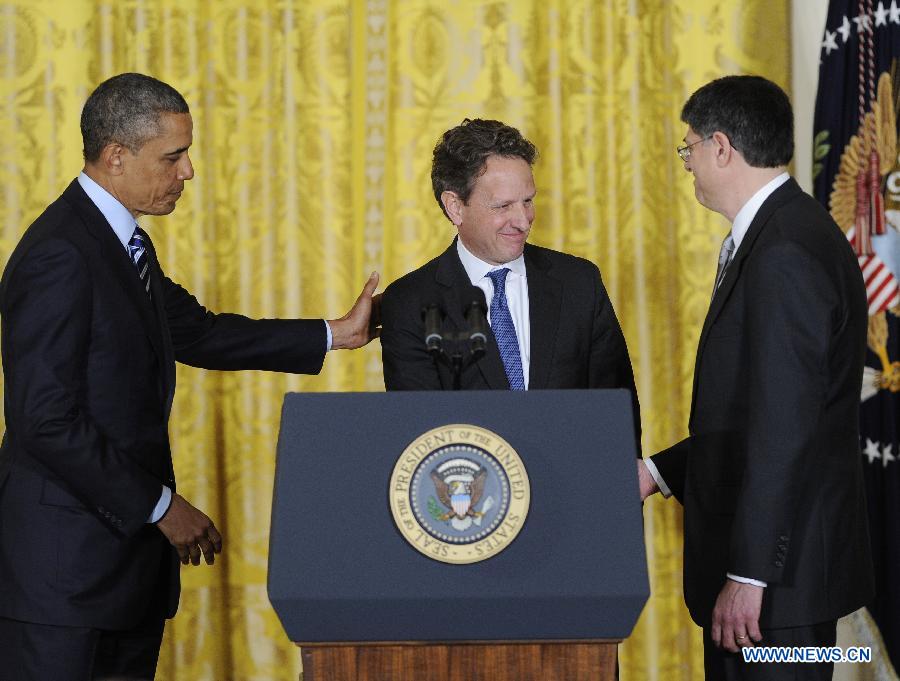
[421, 303, 444, 355]
[463, 286, 488, 359]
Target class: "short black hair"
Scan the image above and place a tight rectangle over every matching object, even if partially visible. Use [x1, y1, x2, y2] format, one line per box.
[81, 73, 189, 162]
[681, 75, 793, 167]
[431, 119, 537, 219]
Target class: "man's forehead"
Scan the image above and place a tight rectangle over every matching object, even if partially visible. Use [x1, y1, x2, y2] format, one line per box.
[150, 112, 193, 150]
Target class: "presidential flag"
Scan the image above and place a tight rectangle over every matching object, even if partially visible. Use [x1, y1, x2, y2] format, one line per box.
[814, 1, 900, 674]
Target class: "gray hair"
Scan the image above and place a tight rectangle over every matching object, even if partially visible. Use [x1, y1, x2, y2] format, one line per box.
[81, 73, 189, 162]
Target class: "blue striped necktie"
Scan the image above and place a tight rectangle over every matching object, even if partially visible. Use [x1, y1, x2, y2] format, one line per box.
[486, 268, 525, 390]
[128, 229, 151, 299]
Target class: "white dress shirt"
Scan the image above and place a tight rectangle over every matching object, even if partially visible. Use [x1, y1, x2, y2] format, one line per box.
[456, 238, 531, 389]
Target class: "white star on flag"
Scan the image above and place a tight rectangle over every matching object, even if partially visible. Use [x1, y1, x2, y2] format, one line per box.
[853, 13, 873, 33]
[838, 14, 853, 41]
[875, 1, 889, 25]
[892, 0, 900, 23]
[823, 30, 839, 54]
[883, 444, 896, 468]
[864, 438, 883, 464]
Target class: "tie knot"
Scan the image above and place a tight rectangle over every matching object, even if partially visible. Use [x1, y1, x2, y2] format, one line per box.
[486, 268, 510, 288]
[129, 230, 145, 250]
[719, 234, 735, 265]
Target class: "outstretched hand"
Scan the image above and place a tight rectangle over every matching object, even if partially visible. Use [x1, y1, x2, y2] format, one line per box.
[155, 493, 222, 566]
[328, 272, 381, 350]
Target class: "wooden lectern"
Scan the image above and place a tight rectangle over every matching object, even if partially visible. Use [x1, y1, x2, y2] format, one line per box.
[268, 391, 648, 681]
[300, 641, 616, 681]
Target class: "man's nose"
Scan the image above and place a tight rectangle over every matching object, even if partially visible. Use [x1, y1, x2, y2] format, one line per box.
[510, 202, 531, 229]
[179, 154, 195, 181]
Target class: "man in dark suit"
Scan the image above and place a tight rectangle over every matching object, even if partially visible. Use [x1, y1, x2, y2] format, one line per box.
[0, 73, 379, 681]
[380, 118, 638, 423]
[638, 76, 874, 680]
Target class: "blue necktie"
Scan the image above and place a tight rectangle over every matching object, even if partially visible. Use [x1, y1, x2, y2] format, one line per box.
[486, 268, 525, 390]
[128, 229, 151, 299]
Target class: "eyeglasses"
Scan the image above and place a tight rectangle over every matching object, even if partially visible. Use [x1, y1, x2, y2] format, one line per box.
[677, 135, 712, 161]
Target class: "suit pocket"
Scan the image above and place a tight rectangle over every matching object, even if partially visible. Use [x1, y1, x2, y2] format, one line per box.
[40, 478, 88, 508]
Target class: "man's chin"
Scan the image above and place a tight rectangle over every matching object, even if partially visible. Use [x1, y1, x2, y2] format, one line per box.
[145, 201, 179, 217]
[498, 237, 527, 259]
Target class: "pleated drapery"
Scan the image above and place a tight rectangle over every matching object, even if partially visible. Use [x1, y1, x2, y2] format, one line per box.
[0, 2, 789, 679]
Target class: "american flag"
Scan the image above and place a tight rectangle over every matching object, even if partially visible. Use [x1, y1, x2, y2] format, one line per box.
[815, 0, 900, 673]
[847, 226, 900, 314]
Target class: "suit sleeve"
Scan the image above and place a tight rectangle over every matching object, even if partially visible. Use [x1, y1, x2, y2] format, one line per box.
[587, 266, 642, 451]
[1, 238, 161, 535]
[161, 275, 326, 374]
[380, 282, 443, 390]
[728, 241, 835, 583]
[649, 437, 690, 502]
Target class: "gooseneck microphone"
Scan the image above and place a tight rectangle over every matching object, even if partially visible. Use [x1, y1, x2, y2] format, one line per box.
[463, 286, 488, 359]
[421, 294, 486, 389]
[421, 303, 445, 355]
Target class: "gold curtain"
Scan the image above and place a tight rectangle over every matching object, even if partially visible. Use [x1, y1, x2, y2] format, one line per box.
[0, 1, 789, 679]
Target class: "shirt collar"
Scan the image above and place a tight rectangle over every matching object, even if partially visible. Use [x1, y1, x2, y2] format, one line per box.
[456, 237, 527, 285]
[730, 172, 790, 251]
[77, 172, 138, 250]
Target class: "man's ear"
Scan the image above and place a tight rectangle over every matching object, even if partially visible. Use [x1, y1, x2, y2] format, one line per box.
[441, 191, 464, 226]
[100, 143, 128, 176]
[711, 131, 734, 167]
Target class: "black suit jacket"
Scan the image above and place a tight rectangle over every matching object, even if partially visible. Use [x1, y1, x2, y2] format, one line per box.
[380, 240, 639, 433]
[0, 179, 326, 629]
[650, 178, 875, 628]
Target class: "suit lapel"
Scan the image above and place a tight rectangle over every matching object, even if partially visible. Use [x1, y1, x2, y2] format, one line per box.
[63, 181, 167, 370]
[690, 178, 802, 415]
[141, 229, 177, 416]
[524, 245, 561, 390]
[435, 241, 509, 389]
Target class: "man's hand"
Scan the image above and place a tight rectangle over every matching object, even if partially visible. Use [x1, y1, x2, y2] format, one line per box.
[711, 579, 764, 652]
[328, 272, 381, 350]
[637, 459, 659, 501]
[155, 493, 222, 566]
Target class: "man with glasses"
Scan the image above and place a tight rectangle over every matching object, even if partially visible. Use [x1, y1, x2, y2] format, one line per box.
[638, 75, 874, 680]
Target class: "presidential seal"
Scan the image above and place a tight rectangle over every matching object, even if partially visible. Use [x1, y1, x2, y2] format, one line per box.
[388, 424, 530, 564]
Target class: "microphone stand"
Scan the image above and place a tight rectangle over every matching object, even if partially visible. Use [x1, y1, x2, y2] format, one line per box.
[426, 331, 485, 390]
[422, 295, 488, 390]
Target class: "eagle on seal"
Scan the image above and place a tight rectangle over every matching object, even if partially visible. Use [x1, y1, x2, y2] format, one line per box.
[431, 460, 487, 523]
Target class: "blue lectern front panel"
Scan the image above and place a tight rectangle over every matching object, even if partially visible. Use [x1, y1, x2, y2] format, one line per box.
[267, 390, 648, 642]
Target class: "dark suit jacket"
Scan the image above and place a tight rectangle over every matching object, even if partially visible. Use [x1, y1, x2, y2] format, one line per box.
[650, 178, 875, 629]
[380, 240, 639, 433]
[0, 179, 326, 630]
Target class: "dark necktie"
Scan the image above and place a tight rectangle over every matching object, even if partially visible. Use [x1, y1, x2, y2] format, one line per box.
[128, 229, 151, 299]
[712, 234, 735, 297]
[486, 268, 525, 390]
